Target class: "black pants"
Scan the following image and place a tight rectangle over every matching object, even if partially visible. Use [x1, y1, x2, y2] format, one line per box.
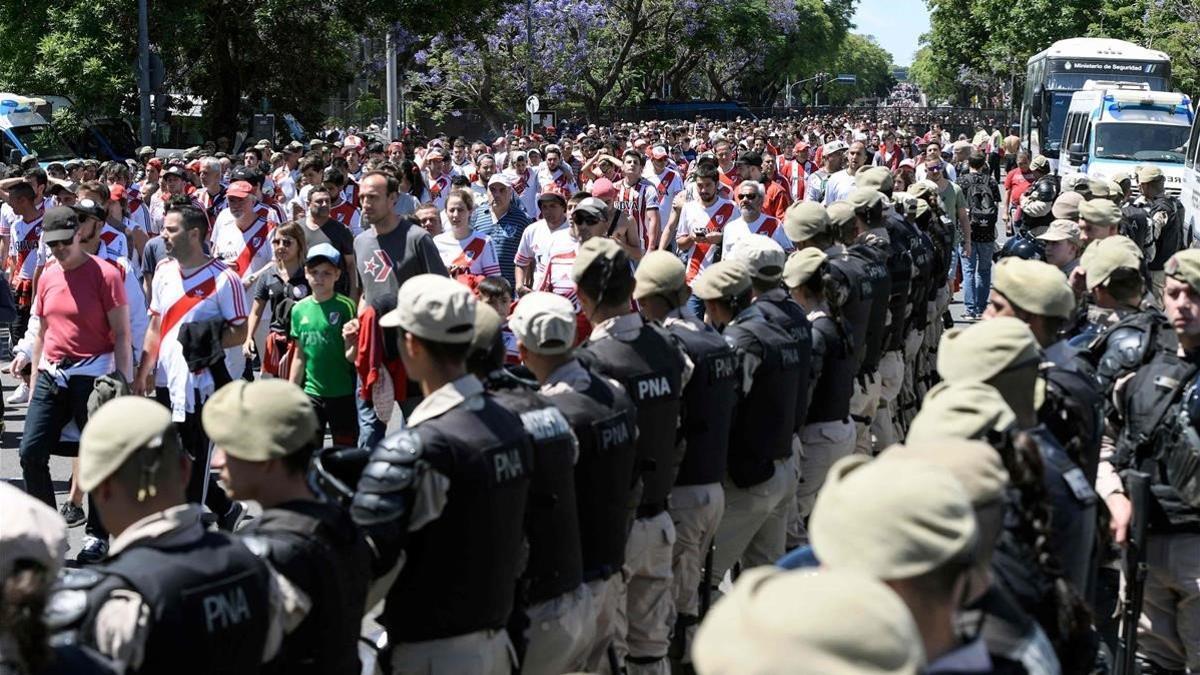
[155, 387, 232, 515]
[309, 394, 359, 447]
[18, 371, 93, 506]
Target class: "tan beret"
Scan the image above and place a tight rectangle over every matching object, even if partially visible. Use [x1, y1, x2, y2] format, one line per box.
[380, 274, 476, 343]
[693, 566, 925, 675]
[846, 188, 884, 212]
[470, 301, 504, 355]
[1165, 249, 1200, 293]
[571, 237, 623, 283]
[1137, 164, 1164, 184]
[203, 380, 319, 462]
[783, 202, 830, 243]
[732, 234, 786, 282]
[1087, 178, 1111, 198]
[1079, 198, 1121, 227]
[0, 483, 67, 580]
[1051, 191, 1083, 220]
[634, 250, 688, 302]
[783, 248, 828, 289]
[811, 454, 979, 580]
[907, 180, 938, 199]
[80, 397, 175, 492]
[692, 260, 752, 300]
[1036, 219, 1082, 245]
[1080, 235, 1142, 289]
[856, 166, 895, 194]
[880, 439, 1009, 507]
[827, 201, 858, 230]
[991, 257, 1076, 319]
[906, 380, 1017, 443]
[1029, 155, 1049, 172]
[509, 291, 576, 355]
[938, 317, 1040, 384]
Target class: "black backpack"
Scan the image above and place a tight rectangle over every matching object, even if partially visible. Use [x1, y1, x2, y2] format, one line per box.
[962, 174, 998, 226]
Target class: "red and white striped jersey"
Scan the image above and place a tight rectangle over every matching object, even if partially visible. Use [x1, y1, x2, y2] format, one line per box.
[433, 230, 501, 278]
[514, 219, 569, 290]
[615, 178, 660, 252]
[538, 228, 582, 311]
[721, 212, 795, 260]
[211, 206, 275, 282]
[8, 214, 42, 281]
[676, 198, 739, 285]
[537, 166, 577, 194]
[329, 201, 363, 236]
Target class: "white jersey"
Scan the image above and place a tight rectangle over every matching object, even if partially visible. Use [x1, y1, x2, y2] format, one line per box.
[6, 213, 42, 281]
[537, 166, 577, 194]
[642, 166, 684, 224]
[427, 174, 452, 211]
[514, 219, 569, 290]
[505, 168, 541, 219]
[539, 228, 583, 311]
[211, 205, 277, 280]
[96, 252, 148, 365]
[149, 258, 247, 420]
[449, 160, 476, 180]
[721, 213, 794, 260]
[271, 167, 297, 204]
[433, 230, 501, 278]
[822, 170, 857, 205]
[677, 198, 739, 285]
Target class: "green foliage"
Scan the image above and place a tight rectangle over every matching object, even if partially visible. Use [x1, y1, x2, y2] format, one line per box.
[1088, 0, 1200, 98]
[820, 34, 897, 104]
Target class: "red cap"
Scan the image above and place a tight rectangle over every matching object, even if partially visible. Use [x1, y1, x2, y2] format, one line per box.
[187, 160, 201, 173]
[537, 187, 567, 205]
[147, 158, 163, 170]
[590, 178, 617, 200]
[387, 141, 404, 152]
[226, 181, 255, 200]
[109, 184, 126, 201]
[794, 142, 809, 153]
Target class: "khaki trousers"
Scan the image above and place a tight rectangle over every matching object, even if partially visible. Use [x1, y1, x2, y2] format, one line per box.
[580, 575, 624, 674]
[668, 483, 724, 623]
[1136, 533, 1200, 671]
[711, 453, 798, 598]
[520, 584, 595, 675]
[849, 373, 883, 456]
[613, 510, 675, 675]
[787, 420, 856, 549]
[391, 629, 514, 675]
[871, 349, 905, 452]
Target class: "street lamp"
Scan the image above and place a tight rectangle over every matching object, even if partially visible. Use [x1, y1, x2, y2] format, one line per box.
[785, 73, 829, 108]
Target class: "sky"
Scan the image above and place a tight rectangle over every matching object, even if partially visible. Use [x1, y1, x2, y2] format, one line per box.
[852, 0, 931, 67]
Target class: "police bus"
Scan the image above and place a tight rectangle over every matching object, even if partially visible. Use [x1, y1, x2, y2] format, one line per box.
[1021, 38, 1171, 168]
[1181, 102, 1200, 242]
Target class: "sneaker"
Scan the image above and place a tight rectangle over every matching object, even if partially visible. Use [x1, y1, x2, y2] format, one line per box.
[76, 536, 109, 564]
[59, 501, 86, 528]
[218, 501, 247, 532]
[6, 382, 29, 405]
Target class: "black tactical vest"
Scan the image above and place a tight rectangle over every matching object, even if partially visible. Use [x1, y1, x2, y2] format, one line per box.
[1119, 204, 1152, 260]
[723, 306, 803, 488]
[752, 288, 814, 429]
[846, 238, 892, 374]
[242, 502, 372, 675]
[904, 221, 935, 334]
[1117, 350, 1200, 533]
[382, 396, 533, 641]
[581, 321, 685, 512]
[664, 320, 739, 486]
[544, 369, 640, 578]
[805, 310, 856, 424]
[490, 387, 585, 604]
[824, 245, 872, 371]
[1040, 340, 1104, 486]
[1148, 195, 1186, 270]
[1028, 427, 1097, 594]
[85, 531, 271, 675]
[881, 214, 916, 352]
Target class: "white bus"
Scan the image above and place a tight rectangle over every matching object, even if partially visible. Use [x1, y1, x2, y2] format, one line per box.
[1180, 105, 1200, 242]
[1022, 38, 1171, 168]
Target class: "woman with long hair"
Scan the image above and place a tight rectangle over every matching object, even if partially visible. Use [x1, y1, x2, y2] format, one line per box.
[245, 221, 309, 378]
[399, 159, 430, 204]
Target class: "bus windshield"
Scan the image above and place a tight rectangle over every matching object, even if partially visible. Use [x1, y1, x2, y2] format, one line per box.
[10, 124, 72, 162]
[1047, 72, 1168, 91]
[1094, 122, 1189, 163]
[1045, 92, 1074, 154]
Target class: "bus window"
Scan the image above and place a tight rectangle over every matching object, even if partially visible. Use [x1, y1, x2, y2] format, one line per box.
[1187, 115, 1200, 170]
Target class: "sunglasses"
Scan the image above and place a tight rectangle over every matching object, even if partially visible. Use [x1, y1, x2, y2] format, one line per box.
[48, 238, 73, 248]
[572, 215, 599, 225]
[927, 165, 943, 173]
[736, 193, 758, 201]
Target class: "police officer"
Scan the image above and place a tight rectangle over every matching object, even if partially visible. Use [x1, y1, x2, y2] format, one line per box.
[1137, 165, 1186, 301]
[572, 238, 689, 675]
[695, 260, 802, 597]
[730, 234, 813, 437]
[202, 379, 373, 675]
[466, 301, 593, 675]
[781, 247, 857, 548]
[353, 274, 533, 674]
[1106, 249, 1200, 673]
[904, 181, 956, 416]
[884, 187, 934, 440]
[51, 396, 305, 674]
[938, 318, 1098, 596]
[632, 251, 737, 664]
[507, 291, 639, 674]
[1073, 236, 1157, 368]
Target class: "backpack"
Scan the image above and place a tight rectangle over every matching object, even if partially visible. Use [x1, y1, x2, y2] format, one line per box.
[963, 174, 998, 226]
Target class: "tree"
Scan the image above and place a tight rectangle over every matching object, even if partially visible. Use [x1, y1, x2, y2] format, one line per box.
[820, 34, 897, 104]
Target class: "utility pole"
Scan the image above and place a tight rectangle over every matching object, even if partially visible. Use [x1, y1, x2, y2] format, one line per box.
[526, 0, 534, 134]
[385, 25, 398, 140]
[137, 0, 152, 145]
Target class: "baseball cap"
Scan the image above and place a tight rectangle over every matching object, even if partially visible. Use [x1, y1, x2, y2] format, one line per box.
[692, 260, 752, 301]
[425, 147, 445, 160]
[284, 140, 305, 153]
[571, 197, 608, 222]
[509, 292, 576, 355]
[990, 257, 1076, 319]
[162, 165, 187, 180]
[1137, 165, 1165, 184]
[536, 189, 566, 206]
[79, 397, 175, 492]
[305, 242, 342, 267]
[880, 439, 1009, 508]
[1029, 155, 1050, 172]
[906, 380, 1017, 444]
[42, 206, 79, 244]
[899, 158, 916, 170]
[1166, 249, 1200, 293]
[590, 178, 618, 200]
[793, 141, 809, 153]
[1051, 191, 1084, 220]
[571, 237, 623, 284]
[0, 482, 68, 581]
[1037, 219, 1082, 245]
[736, 151, 762, 167]
[634, 250, 688, 303]
[938, 317, 1041, 385]
[650, 145, 668, 160]
[1080, 235, 1143, 289]
[822, 140, 848, 156]
[784, 202, 830, 243]
[1079, 198, 1120, 227]
[692, 566, 924, 675]
[378, 274, 476, 343]
[203, 380, 319, 462]
[226, 180, 255, 201]
[731, 234, 786, 282]
[70, 198, 106, 222]
[811, 454, 978, 580]
[487, 172, 513, 190]
[783, 247, 828, 289]
[135, 145, 155, 157]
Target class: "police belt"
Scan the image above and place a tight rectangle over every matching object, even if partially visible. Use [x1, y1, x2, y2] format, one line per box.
[636, 501, 668, 519]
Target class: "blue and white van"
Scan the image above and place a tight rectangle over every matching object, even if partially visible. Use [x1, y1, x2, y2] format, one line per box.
[0, 94, 74, 166]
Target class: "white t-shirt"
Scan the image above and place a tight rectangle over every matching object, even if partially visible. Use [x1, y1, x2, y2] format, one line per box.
[514, 219, 569, 289]
[539, 228, 583, 310]
[823, 170, 857, 205]
[721, 212, 794, 260]
[505, 168, 541, 219]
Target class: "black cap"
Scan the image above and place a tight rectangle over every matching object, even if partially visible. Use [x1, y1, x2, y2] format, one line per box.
[736, 151, 762, 167]
[229, 165, 263, 186]
[42, 206, 79, 244]
[162, 165, 187, 179]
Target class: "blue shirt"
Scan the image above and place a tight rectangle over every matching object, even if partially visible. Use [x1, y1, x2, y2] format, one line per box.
[470, 200, 531, 287]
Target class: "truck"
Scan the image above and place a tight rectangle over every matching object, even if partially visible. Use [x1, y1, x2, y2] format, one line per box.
[0, 94, 74, 166]
[1057, 81, 1191, 200]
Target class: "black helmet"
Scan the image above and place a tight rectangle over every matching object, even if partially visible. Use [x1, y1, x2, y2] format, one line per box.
[1032, 176, 1058, 204]
[997, 233, 1045, 261]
